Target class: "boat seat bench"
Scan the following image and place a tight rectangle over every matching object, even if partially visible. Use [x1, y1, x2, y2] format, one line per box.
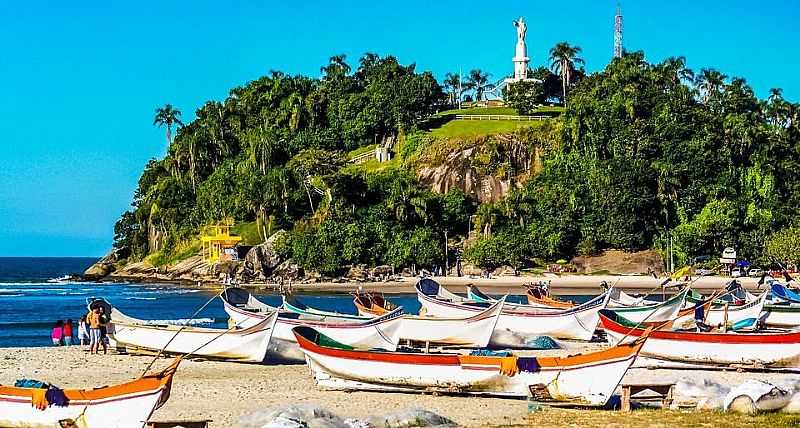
[619, 382, 675, 412]
[146, 420, 212, 428]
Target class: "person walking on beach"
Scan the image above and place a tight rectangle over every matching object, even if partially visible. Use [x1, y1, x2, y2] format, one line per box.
[77, 315, 89, 346]
[98, 307, 109, 355]
[63, 319, 74, 346]
[51, 320, 64, 346]
[88, 307, 102, 354]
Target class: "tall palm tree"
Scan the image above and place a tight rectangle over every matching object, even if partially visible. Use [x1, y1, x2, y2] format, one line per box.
[153, 104, 183, 145]
[696, 68, 728, 103]
[443, 73, 461, 106]
[321, 54, 351, 79]
[466, 69, 493, 102]
[548, 42, 585, 105]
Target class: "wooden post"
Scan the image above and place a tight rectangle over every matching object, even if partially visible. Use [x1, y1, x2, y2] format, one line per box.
[722, 303, 729, 332]
[621, 385, 632, 412]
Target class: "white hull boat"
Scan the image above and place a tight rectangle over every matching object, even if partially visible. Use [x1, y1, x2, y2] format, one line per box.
[294, 326, 645, 405]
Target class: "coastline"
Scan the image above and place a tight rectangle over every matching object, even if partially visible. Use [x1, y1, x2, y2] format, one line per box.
[102, 273, 762, 296]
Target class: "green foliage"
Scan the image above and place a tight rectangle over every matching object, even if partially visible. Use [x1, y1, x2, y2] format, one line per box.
[765, 226, 800, 263]
[116, 48, 800, 273]
[505, 81, 544, 115]
[231, 221, 264, 246]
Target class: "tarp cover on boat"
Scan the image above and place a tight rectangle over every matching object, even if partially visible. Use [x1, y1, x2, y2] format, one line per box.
[87, 297, 112, 319]
[222, 287, 252, 306]
[771, 283, 800, 304]
[418, 278, 440, 296]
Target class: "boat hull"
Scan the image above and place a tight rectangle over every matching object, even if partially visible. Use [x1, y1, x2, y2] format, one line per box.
[296, 327, 642, 405]
[607, 289, 688, 323]
[600, 312, 800, 367]
[417, 291, 608, 342]
[223, 299, 404, 362]
[110, 309, 277, 363]
[0, 360, 177, 428]
[397, 299, 504, 347]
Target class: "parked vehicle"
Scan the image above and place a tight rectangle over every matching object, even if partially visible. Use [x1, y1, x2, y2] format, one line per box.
[731, 268, 743, 278]
[748, 268, 763, 277]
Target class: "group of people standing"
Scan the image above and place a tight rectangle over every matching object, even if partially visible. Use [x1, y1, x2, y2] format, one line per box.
[50, 305, 110, 354]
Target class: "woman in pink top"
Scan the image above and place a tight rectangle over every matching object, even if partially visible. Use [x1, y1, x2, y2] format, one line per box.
[51, 320, 63, 346]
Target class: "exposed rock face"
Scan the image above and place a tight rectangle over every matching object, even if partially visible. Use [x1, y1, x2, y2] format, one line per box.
[571, 249, 664, 275]
[417, 147, 514, 203]
[244, 230, 286, 278]
[83, 248, 127, 280]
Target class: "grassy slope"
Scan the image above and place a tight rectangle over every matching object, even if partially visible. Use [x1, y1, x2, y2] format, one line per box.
[429, 120, 541, 138]
[232, 221, 264, 246]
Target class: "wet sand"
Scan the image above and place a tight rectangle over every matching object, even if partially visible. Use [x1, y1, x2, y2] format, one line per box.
[1, 345, 796, 427]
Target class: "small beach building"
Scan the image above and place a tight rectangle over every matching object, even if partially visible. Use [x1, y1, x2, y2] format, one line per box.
[201, 221, 242, 262]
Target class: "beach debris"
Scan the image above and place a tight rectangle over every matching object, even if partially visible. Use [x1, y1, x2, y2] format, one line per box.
[235, 404, 349, 428]
[674, 378, 729, 410]
[235, 405, 457, 428]
[724, 380, 791, 414]
[361, 408, 457, 427]
[489, 329, 561, 349]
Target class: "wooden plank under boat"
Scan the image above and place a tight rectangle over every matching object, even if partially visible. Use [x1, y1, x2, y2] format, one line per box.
[599, 310, 800, 368]
[293, 326, 646, 406]
[0, 358, 180, 428]
[416, 279, 610, 341]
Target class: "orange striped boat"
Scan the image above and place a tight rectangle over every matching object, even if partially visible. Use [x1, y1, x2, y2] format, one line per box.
[294, 326, 647, 405]
[0, 357, 180, 428]
[352, 291, 398, 317]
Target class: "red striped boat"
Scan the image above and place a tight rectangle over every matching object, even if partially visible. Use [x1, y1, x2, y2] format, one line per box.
[600, 310, 800, 367]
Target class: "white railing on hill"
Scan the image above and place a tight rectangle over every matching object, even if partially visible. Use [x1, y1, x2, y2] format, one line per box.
[455, 114, 548, 121]
[350, 150, 375, 164]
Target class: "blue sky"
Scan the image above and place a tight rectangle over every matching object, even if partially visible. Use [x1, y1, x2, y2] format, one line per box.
[0, 0, 798, 257]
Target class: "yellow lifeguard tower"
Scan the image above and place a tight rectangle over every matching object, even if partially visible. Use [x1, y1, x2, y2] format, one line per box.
[200, 220, 242, 262]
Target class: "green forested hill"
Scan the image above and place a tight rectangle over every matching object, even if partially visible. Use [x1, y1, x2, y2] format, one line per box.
[114, 52, 800, 274]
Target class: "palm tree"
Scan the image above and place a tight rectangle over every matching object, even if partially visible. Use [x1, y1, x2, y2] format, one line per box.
[548, 42, 585, 105]
[321, 54, 351, 79]
[153, 104, 183, 145]
[443, 73, 462, 106]
[466, 69, 493, 102]
[696, 68, 728, 103]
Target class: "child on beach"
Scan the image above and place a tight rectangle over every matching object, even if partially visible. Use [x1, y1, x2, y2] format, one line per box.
[88, 307, 101, 354]
[63, 319, 73, 346]
[77, 315, 89, 346]
[51, 320, 63, 346]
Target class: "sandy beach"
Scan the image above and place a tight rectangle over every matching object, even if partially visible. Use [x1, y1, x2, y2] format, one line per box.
[2, 345, 797, 427]
[244, 274, 763, 296]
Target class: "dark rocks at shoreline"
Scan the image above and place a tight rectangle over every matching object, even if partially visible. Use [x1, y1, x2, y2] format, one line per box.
[83, 248, 128, 280]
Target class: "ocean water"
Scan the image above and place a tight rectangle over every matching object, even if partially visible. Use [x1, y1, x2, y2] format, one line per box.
[0, 257, 427, 348]
[0, 257, 598, 348]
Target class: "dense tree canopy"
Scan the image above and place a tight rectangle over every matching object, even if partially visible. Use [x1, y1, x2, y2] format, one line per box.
[116, 49, 800, 274]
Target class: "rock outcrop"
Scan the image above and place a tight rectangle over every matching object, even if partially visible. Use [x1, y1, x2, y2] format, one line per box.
[244, 230, 286, 279]
[417, 147, 515, 203]
[83, 248, 128, 280]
